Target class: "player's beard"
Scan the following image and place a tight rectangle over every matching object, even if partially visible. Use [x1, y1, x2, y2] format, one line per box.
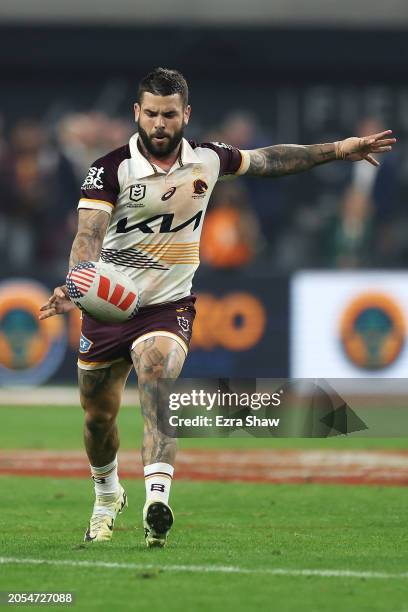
[138, 123, 185, 159]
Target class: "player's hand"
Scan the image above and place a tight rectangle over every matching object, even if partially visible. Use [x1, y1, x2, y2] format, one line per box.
[39, 285, 76, 320]
[334, 130, 396, 167]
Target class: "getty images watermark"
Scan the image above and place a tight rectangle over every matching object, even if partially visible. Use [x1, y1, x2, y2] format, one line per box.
[156, 378, 378, 438]
[168, 388, 282, 429]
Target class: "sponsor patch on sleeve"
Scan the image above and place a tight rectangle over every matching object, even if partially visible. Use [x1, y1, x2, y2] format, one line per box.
[81, 166, 105, 190]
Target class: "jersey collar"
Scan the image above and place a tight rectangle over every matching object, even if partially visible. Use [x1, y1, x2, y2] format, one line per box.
[129, 133, 200, 178]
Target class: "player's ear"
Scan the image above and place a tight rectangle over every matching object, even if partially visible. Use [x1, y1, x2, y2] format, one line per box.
[134, 103, 140, 122]
[184, 104, 191, 126]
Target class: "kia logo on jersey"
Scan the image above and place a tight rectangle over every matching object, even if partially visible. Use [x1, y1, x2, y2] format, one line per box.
[116, 211, 203, 234]
[161, 187, 177, 201]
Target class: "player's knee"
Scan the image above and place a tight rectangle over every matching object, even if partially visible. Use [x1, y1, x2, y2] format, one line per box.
[84, 410, 116, 435]
[132, 338, 185, 384]
[78, 367, 111, 401]
[137, 365, 166, 385]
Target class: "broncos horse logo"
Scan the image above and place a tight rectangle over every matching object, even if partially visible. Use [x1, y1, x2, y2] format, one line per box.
[193, 179, 208, 195]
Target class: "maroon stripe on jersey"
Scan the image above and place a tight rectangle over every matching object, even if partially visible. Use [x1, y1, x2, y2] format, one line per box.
[80, 143, 131, 208]
[189, 141, 242, 176]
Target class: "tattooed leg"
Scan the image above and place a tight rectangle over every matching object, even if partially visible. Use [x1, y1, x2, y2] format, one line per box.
[131, 336, 186, 466]
[78, 360, 132, 467]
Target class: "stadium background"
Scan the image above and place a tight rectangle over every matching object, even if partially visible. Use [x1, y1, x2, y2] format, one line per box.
[1, 3, 408, 383]
[1, 3, 408, 611]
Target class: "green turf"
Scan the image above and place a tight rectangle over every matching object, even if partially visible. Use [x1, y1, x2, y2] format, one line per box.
[1, 476, 408, 611]
[1, 405, 408, 610]
[1, 405, 408, 450]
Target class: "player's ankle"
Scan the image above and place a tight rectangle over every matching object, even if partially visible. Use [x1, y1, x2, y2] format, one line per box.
[144, 462, 174, 505]
[90, 456, 120, 496]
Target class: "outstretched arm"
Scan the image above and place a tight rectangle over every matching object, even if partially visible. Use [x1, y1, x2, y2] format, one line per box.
[39, 209, 110, 320]
[243, 130, 396, 178]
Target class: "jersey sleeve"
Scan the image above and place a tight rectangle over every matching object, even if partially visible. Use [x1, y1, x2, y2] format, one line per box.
[78, 153, 120, 215]
[199, 142, 249, 177]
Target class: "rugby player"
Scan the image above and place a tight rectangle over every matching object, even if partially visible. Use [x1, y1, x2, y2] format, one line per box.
[39, 68, 395, 547]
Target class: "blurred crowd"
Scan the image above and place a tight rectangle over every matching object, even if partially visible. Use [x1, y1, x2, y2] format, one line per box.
[0, 111, 403, 277]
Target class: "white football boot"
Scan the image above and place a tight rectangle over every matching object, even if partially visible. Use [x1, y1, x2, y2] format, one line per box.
[84, 484, 128, 542]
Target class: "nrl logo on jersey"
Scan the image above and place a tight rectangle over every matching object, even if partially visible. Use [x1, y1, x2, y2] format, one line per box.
[82, 166, 105, 190]
[128, 184, 146, 207]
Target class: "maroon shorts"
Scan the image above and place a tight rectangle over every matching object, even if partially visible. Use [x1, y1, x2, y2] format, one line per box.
[77, 294, 196, 370]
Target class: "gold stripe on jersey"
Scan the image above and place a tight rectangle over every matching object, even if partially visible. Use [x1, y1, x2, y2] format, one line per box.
[139, 242, 199, 249]
[77, 357, 126, 370]
[139, 242, 200, 264]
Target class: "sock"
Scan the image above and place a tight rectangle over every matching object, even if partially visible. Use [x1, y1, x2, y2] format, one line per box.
[90, 457, 119, 497]
[144, 462, 174, 505]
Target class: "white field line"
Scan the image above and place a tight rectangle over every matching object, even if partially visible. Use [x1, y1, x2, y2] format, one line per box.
[0, 386, 139, 406]
[1, 557, 407, 580]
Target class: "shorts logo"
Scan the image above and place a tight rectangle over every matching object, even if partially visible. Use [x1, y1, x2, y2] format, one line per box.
[161, 187, 177, 201]
[79, 333, 93, 354]
[82, 166, 105, 190]
[128, 184, 146, 206]
[193, 179, 208, 199]
[177, 316, 190, 335]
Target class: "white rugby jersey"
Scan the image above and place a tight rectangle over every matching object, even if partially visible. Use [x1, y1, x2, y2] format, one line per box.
[77, 133, 248, 306]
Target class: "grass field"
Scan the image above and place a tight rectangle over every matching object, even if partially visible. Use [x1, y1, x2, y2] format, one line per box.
[1, 404, 408, 611]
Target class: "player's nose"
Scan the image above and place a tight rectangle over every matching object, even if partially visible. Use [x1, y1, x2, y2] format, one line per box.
[154, 115, 166, 129]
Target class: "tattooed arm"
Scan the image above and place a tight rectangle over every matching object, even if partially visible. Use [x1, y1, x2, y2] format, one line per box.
[244, 143, 336, 177]
[242, 130, 396, 178]
[69, 209, 110, 269]
[39, 209, 110, 320]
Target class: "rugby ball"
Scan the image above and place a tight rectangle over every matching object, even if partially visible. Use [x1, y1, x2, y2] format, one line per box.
[66, 261, 141, 323]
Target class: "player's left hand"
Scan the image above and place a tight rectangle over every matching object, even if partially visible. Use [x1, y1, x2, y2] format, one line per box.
[335, 130, 396, 167]
[39, 285, 75, 320]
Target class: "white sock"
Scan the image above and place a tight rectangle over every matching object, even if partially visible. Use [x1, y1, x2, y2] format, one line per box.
[90, 457, 119, 497]
[144, 462, 174, 505]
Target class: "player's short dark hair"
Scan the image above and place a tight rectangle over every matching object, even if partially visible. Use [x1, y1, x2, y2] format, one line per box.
[138, 67, 189, 106]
